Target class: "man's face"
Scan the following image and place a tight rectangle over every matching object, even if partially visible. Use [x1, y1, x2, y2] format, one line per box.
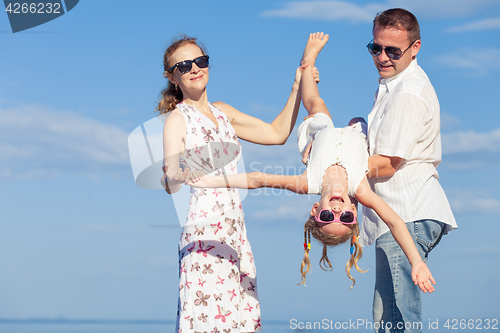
[372, 24, 420, 79]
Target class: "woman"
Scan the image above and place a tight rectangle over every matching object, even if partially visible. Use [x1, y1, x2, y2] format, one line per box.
[158, 35, 310, 333]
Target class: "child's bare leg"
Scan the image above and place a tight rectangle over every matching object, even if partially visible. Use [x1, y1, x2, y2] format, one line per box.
[300, 33, 331, 119]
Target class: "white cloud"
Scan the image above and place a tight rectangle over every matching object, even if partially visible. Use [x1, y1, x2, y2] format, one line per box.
[250, 199, 311, 220]
[442, 128, 500, 154]
[447, 190, 500, 214]
[261, 0, 499, 22]
[387, 0, 500, 18]
[440, 113, 463, 131]
[0, 104, 130, 179]
[435, 48, 500, 76]
[456, 246, 500, 256]
[446, 17, 500, 33]
[261, 1, 385, 23]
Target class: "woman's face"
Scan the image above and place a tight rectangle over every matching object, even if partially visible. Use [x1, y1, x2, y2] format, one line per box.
[167, 43, 209, 93]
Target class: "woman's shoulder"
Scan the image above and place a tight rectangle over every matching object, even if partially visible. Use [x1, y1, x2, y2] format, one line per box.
[211, 101, 239, 122]
[211, 101, 235, 113]
[163, 108, 186, 128]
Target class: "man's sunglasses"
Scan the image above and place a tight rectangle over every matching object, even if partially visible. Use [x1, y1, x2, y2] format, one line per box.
[168, 55, 209, 74]
[366, 40, 417, 60]
[314, 210, 357, 225]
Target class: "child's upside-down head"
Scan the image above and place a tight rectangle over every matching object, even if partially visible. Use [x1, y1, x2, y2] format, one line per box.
[300, 195, 367, 288]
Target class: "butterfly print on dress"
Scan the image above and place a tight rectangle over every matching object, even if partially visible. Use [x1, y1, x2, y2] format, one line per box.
[253, 318, 262, 331]
[210, 221, 223, 235]
[198, 313, 208, 323]
[196, 241, 215, 258]
[227, 288, 237, 301]
[202, 264, 214, 275]
[225, 218, 237, 236]
[195, 226, 205, 236]
[215, 254, 224, 264]
[194, 290, 210, 306]
[201, 157, 213, 170]
[213, 201, 225, 215]
[202, 127, 215, 143]
[194, 144, 204, 155]
[213, 148, 220, 159]
[215, 305, 232, 323]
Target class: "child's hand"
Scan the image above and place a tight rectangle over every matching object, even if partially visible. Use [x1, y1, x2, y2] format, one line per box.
[302, 140, 313, 165]
[348, 117, 367, 127]
[186, 173, 221, 188]
[188, 170, 207, 183]
[161, 162, 192, 191]
[411, 261, 436, 293]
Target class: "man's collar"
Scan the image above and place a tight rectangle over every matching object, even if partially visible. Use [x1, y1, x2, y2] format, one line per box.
[378, 59, 418, 92]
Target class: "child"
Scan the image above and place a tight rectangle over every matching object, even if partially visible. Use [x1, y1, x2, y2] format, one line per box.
[188, 33, 435, 293]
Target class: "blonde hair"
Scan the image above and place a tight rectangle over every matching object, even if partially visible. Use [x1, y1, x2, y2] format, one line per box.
[299, 198, 367, 288]
[156, 35, 207, 114]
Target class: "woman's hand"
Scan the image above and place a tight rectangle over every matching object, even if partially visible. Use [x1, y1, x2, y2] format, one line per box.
[313, 66, 320, 84]
[294, 64, 320, 86]
[302, 66, 320, 121]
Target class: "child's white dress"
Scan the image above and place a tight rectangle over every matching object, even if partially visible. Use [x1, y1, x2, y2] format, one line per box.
[297, 113, 369, 196]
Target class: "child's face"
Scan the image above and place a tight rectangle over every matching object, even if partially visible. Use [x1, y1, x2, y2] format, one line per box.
[311, 195, 357, 237]
[314, 165, 357, 236]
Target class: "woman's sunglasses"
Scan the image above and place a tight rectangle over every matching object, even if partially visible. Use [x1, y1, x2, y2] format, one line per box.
[168, 55, 209, 74]
[314, 210, 357, 225]
[366, 40, 416, 60]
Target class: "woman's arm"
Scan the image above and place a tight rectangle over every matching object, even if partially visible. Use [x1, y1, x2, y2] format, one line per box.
[162, 110, 188, 194]
[188, 171, 309, 194]
[213, 66, 306, 145]
[356, 177, 436, 293]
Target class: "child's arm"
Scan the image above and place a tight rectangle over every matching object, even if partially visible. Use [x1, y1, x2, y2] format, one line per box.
[356, 177, 436, 293]
[188, 171, 309, 194]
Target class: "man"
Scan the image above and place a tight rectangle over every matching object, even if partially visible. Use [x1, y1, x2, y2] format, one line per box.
[360, 8, 458, 333]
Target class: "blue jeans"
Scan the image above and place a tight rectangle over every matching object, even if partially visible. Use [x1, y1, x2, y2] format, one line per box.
[373, 220, 445, 333]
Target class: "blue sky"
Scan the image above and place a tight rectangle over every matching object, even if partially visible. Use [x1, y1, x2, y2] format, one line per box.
[1, 0, 499, 326]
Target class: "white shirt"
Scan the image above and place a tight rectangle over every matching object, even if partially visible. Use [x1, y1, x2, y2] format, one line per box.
[360, 60, 457, 247]
[297, 113, 368, 197]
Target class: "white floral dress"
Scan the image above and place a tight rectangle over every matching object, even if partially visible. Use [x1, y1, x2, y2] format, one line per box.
[175, 102, 261, 333]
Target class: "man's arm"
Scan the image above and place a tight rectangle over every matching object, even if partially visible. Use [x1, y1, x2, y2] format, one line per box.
[367, 154, 403, 178]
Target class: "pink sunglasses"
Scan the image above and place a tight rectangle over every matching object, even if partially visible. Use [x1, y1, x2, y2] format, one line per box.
[314, 210, 357, 224]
